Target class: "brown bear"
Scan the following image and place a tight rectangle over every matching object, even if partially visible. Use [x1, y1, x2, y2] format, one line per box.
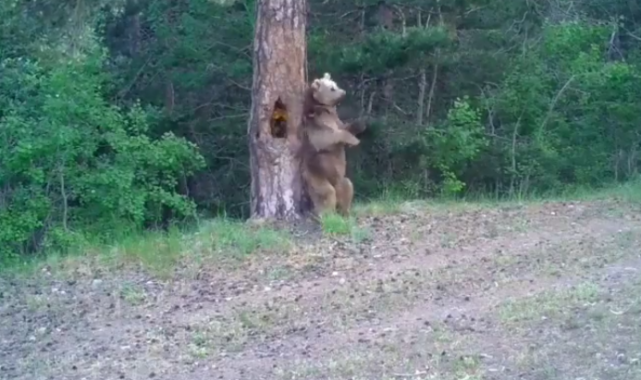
[303, 73, 362, 152]
[300, 73, 366, 218]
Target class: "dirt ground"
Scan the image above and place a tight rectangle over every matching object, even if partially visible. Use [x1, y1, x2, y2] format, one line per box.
[1, 198, 641, 380]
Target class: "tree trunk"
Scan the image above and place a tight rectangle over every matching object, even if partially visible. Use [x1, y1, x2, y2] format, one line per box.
[248, 0, 309, 220]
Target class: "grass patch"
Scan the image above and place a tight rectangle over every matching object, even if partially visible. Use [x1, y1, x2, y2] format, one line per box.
[460, 177, 641, 204]
[1, 217, 292, 277]
[350, 226, 372, 243]
[106, 218, 292, 275]
[118, 282, 148, 305]
[320, 213, 355, 235]
[320, 214, 372, 242]
[104, 228, 185, 275]
[4, 178, 641, 277]
[353, 200, 404, 216]
[499, 282, 601, 325]
[198, 218, 292, 255]
[188, 330, 213, 358]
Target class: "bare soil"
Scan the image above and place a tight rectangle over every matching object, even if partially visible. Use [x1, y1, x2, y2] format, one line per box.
[1, 199, 641, 380]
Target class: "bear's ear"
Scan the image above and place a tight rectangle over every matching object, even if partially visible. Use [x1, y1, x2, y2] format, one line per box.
[311, 78, 321, 90]
[323, 73, 331, 80]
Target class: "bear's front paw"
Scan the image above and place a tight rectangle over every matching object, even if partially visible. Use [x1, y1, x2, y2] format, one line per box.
[343, 132, 360, 147]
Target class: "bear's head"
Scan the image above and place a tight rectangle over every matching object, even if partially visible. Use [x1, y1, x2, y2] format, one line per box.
[310, 73, 346, 107]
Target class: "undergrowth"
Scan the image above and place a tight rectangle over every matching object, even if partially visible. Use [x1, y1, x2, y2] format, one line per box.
[2, 179, 640, 277]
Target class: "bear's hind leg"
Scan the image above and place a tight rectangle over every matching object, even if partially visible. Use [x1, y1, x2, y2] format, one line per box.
[308, 177, 337, 217]
[335, 177, 354, 217]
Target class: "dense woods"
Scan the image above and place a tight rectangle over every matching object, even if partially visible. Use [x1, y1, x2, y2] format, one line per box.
[2, 0, 641, 259]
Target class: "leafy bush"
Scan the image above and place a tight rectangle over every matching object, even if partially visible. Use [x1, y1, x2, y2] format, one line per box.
[0, 43, 204, 259]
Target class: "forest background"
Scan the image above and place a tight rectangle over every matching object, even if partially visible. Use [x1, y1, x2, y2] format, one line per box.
[1, 0, 640, 261]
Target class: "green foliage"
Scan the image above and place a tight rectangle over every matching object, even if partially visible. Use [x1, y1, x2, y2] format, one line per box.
[432, 98, 488, 195]
[3, 0, 641, 263]
[481, 20, 641, 194]
[388, 97, 486, 197]
[0, 39, 204, 259]
[337, 26, 451, 75]
[107, 0, 254, 217]
[320, 213, 355, 236]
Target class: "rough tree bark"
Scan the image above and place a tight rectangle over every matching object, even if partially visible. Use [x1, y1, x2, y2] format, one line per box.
[248, 0, 309, 220]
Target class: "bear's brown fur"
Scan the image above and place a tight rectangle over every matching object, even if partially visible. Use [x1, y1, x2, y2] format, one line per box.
[302, 73, 362, 152]
[300, 73, 366, 217]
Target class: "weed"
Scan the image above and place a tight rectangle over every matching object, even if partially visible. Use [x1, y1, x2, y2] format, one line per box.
[499, 282, 601, 324]
[119, 282, 147, 305]
[320, 213, 354, 235]
[354, 200, 402, 216]
[197, 218, 291, 256]
[351, 226, 372, 243]
[0, 217, 291, 278]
